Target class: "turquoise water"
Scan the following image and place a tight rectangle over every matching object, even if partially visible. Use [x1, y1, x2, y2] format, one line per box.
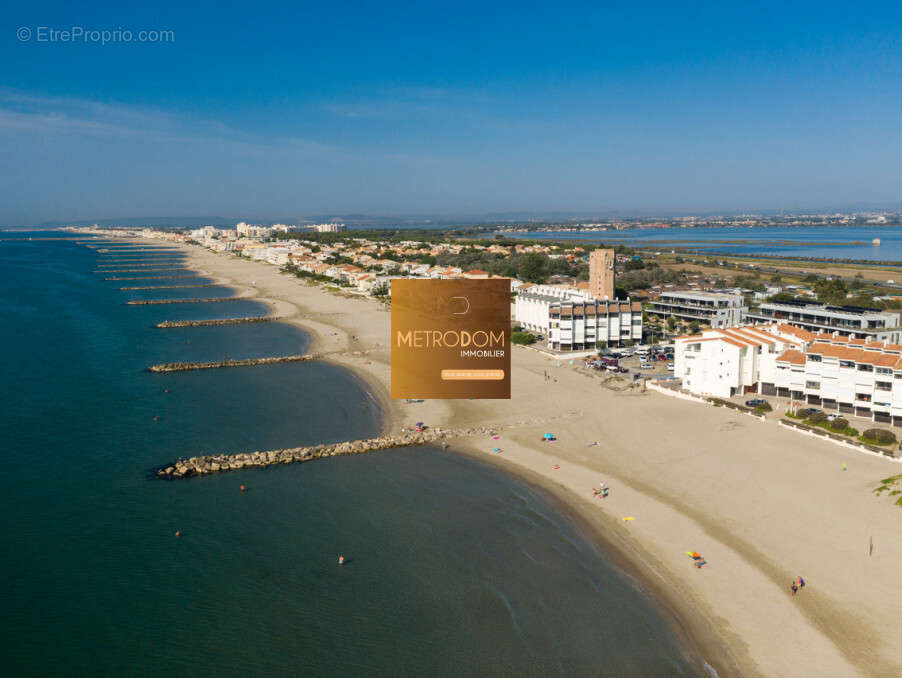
[495, 225, 902, 261]
[0, 235, 700, 676]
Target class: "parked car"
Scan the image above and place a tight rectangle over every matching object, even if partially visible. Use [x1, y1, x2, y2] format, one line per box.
[745, 398, 769, 408]
[667, 363, 674, 371]
[799, 407, 823, 417]
[657, 354, 667, 361]
[826, 413, 841, 422]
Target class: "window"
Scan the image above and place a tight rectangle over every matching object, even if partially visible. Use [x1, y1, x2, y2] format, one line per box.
[806, 381, 820, 390]
[808, 354, 822, 362]
[876, 381, 892, 391]
[840, 360, 855, 368]
[856, 393, 872, 402]
[857, 364, 873, 372]
[876, 367, 893, 375]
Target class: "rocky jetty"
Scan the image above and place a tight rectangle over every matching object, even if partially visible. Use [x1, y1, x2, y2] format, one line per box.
[105, 275, 201, 281]
[156, 316, 275, 328]
[147, 354, 314, 372]
[95, 268, 186, 274]
[121, 284, 222, 291]
[156, 427, 485, 478]
[126, 297, 244, 305]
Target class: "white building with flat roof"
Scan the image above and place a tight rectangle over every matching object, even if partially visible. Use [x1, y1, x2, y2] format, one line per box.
[549, 299, 643, 350]
[514, 285, 593, 334]
[648, 290, 747, 328]
[747, 300, 901, 342]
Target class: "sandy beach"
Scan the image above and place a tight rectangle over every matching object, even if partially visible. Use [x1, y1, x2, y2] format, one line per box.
[151, 240, 901, 677]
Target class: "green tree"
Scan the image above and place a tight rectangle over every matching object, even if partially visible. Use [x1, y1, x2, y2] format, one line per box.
[519, 253, 549, 283]
[814, 279, 848, 305]
[511, 331, 537, 345]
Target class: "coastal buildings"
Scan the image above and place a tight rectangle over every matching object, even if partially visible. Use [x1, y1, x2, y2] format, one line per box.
[311, 223, 346, 232]
[647, 290, 747, 328]
[779, 336, 902, 425]
[746, 300, 902, 342]
[674, 323, 902, 426]
[514, 285, 593, 334]
[588, 249, 616, 300]
[673, 324, 811, 398]
[549, 298, 643, 350]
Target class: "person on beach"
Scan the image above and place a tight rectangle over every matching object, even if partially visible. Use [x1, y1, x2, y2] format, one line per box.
[791, 581, 798, 596]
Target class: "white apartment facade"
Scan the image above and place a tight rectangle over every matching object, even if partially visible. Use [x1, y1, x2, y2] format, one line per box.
[674, 324, 812, 398]
[548, 299, 643, 350]
[648, 290, 748, 328]
[769, 335, 902, 426]
[674, 323, 902, 426]
[747, 300, 902, 342]
[514, 285, 593, 334]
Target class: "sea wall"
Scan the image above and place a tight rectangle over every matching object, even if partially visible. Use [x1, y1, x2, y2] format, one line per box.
[157, 427, 480, 478]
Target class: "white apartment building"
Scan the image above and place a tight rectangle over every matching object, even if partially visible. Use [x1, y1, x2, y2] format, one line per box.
[674, 323, 902, 426]
[549, 299, 643, 350]
[648, 290, 748, 328]
[747, 300, 902, 342]
[311, 223, 346, 233]
[769, 335, 902, 426]
[514, 285, 593, 334]
[674, 324, 812, 398]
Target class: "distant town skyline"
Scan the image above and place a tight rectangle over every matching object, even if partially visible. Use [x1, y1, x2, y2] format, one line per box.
[4, 2, 902, 227]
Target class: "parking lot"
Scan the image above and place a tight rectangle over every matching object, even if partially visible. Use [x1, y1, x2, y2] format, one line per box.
[585, 345, 675, 378]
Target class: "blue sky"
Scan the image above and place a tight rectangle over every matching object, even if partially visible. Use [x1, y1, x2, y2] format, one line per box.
[3, 1, 902, 226]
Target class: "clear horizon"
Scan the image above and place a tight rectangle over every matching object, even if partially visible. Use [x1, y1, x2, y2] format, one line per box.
[4, 2, 902, 227]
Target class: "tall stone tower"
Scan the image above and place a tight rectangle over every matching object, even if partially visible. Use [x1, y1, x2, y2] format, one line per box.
[589, 249, 616, 300]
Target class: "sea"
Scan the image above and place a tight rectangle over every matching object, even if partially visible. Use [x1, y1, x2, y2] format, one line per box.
[493, 225, 902, 262]
[0, 233, 701, 676]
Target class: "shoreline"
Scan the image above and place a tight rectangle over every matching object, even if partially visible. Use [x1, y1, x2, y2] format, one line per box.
[157, 240, 740, 677]
[111, 235, 902, 677]
[448, 441, 742, 676]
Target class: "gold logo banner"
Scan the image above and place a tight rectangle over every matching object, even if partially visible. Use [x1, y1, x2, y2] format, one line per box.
[391, 279, 511, 399]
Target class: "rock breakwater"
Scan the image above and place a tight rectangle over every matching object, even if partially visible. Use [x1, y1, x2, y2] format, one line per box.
[126, 296, 244, 305]
[147, 354, 314, 372]
[105, 275, 201, 281]
[156, 427, 484, 478]
[121, 283, 223, 291]
[96, 268, 186, 274]
[156, 316, 276, 328]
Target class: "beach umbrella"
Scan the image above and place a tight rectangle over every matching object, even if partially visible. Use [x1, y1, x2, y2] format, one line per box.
[492, 448, 501, 453]
[544, 433, 554, 439]
[685, 551, 702, 559]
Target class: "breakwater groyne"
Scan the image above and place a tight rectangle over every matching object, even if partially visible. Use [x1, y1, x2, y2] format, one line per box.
[106, 275, 202, 281]
[95, 268, 186, 274]
[120, 283, 223, 291]
[126, 296, 244, 305]
[148, 354, 314, 372]
[98, 261, 185, 267]
[156, 427, 479, 478]
[156, 316, 275, 328]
